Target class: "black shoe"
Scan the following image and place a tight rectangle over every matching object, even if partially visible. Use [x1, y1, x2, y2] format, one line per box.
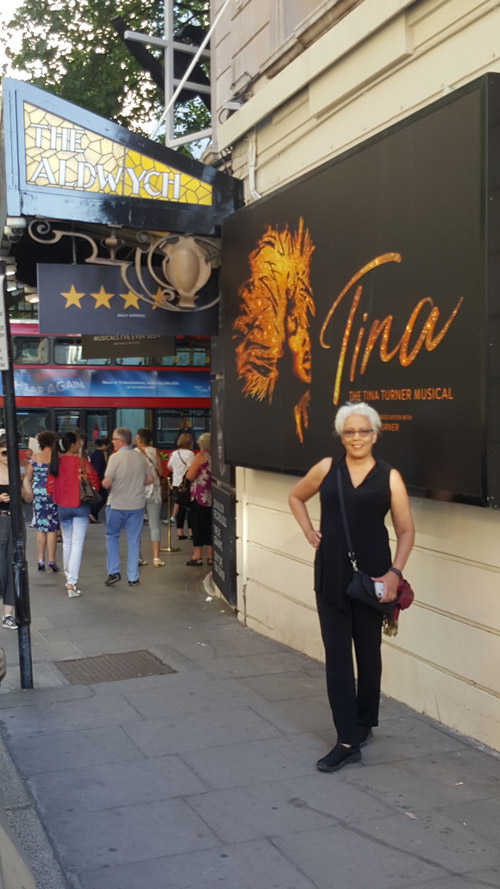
[104, 573, 121, 586]
[316, 743, 361, 773]
[359, 727, 373, 747]
[128, 579, 140, 586]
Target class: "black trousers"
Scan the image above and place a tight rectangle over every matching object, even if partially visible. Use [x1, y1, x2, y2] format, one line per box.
[190, 501, 212, 547]
[316, 593, 383, 746]
[0, 515, 14, 607]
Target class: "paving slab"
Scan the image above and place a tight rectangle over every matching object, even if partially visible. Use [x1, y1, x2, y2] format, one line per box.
[400, 868, 500, 889]
[438, 795, 500, 847]
[28, 755, 208, 815]
[77, 838, 319, 889]
[186, 771, 395, 843]
[0, 692, 140, 738]
[45, 797, 221, 871]
[181, 732, 328, 790]
[120, 674, 265, 719]
[9, 725, 143, 775]
[355, 807, 500, 872]
[272, 822, 446, 889]
[121, 704, 282, 756]
[344, 746, 500, 811]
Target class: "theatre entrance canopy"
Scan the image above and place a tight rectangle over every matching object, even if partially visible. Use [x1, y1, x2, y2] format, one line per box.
[0, 78, 243, 336]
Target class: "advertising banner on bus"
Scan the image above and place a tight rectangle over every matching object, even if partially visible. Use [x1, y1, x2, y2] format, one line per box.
[0, 369, 210, 400]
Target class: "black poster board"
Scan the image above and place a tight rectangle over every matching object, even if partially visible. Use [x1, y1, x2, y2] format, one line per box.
[221, 75, 500, 506]
[212, 485, 236, 606]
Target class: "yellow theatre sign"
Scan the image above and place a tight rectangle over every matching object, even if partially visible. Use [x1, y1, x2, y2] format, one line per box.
[23, 102, 212, 206]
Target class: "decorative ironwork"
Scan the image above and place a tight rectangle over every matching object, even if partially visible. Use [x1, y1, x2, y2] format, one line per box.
[28, 219, 221, 312]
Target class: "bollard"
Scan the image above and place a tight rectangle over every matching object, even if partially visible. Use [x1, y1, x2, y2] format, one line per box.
[160, 477, 180, 553]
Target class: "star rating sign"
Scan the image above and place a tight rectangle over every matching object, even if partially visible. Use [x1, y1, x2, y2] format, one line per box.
[90, 286, 114, 309]
[61, 285, 85, 308]
[152, 287, 165, 311]
[119, 290, 140, 310]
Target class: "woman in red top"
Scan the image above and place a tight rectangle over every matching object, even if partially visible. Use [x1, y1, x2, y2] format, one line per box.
[47, 432, 100, 597]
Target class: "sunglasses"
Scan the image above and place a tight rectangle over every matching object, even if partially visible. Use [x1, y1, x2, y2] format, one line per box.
[0, 450, 7, 456]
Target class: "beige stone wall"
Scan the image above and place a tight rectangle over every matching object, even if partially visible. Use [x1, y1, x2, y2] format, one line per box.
[213, 0, 500, 194]
[212, 0, 500, 750]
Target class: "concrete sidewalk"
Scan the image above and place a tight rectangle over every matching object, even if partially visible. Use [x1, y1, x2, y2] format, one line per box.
[0, 520, 499, 889]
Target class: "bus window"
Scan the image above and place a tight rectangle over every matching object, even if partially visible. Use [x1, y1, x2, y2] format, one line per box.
[115, 357, 152, 366]
[86, 411, 111, 444]
[16, 410, 49, 448]
[155, 354, 176, 366]
[55, 410, 81, 434]
[13, 336, 49, 364]
[192, 348, 208, 366]
[54, 338, 109, 365]
[156, 408, 210, 449]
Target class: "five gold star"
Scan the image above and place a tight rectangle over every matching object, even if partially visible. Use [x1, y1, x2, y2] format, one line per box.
[61, 285, 85, 308]
[90, 286, 114, 309]
[119, 290, 140, 310]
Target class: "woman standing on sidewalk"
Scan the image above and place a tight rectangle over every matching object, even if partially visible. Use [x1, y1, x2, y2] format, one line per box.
[135, 428, 165, 567]
[0, 434, 34, 629]
[47, 432, 100, 597]
[25, 430, 60, 573]
[289, 402, 414, 773]
[185, 433, 212, 567]
[167, 433, 194, 541]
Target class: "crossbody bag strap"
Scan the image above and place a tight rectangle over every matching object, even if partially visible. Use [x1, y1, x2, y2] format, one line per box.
[336, 465, 359, 573]
[141, 447, 158, 476]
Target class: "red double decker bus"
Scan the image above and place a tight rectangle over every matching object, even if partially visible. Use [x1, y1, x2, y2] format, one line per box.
[1, 321, 211, 451]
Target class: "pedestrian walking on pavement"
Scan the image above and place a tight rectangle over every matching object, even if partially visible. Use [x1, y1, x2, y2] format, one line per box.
[25, 430, 60, 572]
[47, 431, 101, 598]
[88, 439, 108, 523]
[0, 433, 34, 628]
[102, 427, 153, 587]
[167, 432, 194, 541]
[289, 402, 414, 773]
[135, 428, 165, 567]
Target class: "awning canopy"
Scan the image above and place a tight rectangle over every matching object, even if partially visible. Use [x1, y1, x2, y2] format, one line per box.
[0, 79, 243, 335]
[1, 78, 242, 235]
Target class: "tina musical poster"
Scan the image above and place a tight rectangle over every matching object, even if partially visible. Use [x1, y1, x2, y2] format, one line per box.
[221, 77, 499, 504]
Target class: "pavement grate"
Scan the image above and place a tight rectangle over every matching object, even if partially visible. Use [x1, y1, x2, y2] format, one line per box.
[54, 650, 177, 685]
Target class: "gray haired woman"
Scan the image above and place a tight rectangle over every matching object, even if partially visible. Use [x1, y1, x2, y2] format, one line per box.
[289, 402, 414, 773]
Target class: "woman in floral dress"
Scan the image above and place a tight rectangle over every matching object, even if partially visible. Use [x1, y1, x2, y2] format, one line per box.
[185, 433, 212, 567]
[26, 430, 60, 572]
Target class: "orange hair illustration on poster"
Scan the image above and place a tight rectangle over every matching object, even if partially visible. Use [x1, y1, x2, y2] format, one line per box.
[233, 217, 315, 443]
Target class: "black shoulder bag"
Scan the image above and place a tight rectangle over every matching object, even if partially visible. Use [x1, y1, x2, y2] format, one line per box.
[337, 466, 397, 619]
[336, 466, 414, 635]
[176, 453, 191, 509]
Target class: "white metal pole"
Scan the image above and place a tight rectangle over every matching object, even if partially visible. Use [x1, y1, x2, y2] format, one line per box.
[152, 0, 231, 142]
[164, 0, 175, 145]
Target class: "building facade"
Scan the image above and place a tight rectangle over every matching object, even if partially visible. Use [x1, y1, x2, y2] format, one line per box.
[210, 0, 500, 751]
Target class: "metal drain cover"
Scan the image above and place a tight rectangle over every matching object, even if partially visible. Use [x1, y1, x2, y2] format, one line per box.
[54, 650, 176, 685]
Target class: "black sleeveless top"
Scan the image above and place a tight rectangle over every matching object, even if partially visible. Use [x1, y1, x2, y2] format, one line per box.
[314, 456, 392, 610]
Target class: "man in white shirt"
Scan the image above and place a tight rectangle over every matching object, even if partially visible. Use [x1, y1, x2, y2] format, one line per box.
[102, 427, 153, 586]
